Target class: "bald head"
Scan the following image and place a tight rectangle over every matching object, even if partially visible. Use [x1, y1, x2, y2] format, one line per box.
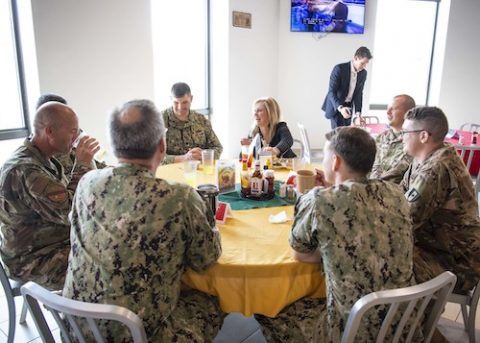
[34, 102, 77, 135]
[387, 94, 416, 130]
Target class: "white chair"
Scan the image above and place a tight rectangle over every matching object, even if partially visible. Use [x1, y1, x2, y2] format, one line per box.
[459, 123, 480, 132]
[447, 280, 480, 343]
[297, 123, 323, 164]
[476, 172, 480, 215]
[353, 115, 380, 125]
[292, 138, 304, 159]
[21, 281, 148, 343]
[341, 271, 457, 343]
[454, 145, 480, 176]
[0, 262, 28, 343]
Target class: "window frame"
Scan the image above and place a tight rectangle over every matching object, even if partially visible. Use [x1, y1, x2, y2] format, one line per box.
[0, 0, 31, 141]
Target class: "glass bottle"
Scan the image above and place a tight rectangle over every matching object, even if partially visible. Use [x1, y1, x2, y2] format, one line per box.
[241, 159, 251, 196]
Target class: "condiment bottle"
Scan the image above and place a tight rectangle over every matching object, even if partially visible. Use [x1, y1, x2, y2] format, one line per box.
[250, 160, 263, 196]
[279, 183, 287, 198]
[241, 159, 251, 196]
[264, 170, 275, 195]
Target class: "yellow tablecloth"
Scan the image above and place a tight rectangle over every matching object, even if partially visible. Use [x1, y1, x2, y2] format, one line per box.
[156, 161, 326, 317]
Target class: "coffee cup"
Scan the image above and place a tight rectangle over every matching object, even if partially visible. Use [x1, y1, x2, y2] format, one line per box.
[296, 169, 315, 194]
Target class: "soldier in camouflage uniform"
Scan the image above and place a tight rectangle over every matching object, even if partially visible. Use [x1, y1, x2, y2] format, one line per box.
[370, 94, 415, 183]
[161, 82, 223, 164]
[0, 102, 99, 289]
[63, 99, 224, 342]
[36, 93, 108, 174]
[401, 106, 480, 293]
[255, 127, 415, 342]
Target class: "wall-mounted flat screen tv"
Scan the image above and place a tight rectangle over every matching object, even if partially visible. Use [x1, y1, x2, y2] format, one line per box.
[291, 0, 365, 34]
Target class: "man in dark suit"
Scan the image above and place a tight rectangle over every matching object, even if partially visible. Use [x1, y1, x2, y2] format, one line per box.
[322, 46, 373, 129]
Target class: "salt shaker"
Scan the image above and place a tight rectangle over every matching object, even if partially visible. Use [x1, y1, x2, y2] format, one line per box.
[279, 183, 287, 198]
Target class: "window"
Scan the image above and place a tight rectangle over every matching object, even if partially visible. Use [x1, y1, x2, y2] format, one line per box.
[369, 0, 447, 116]
[0, 0, 30, 141]
[150, 0, 210, 114]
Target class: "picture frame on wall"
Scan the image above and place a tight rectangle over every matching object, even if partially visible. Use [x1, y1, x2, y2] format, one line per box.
[232, 11, 252, 29]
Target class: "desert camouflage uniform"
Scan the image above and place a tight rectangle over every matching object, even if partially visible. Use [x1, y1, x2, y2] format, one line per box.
[56, 150, 107, 176]
[256, 177, 415, 342]
[63, 163, 224, 342]
[0, 139, 92, 289]
[370, 128, 412, 183]
[402, 143, 480, 292]
[162, 107, 223, 164]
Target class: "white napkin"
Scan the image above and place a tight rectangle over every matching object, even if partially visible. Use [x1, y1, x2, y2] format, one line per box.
[268, 211, 289, 224]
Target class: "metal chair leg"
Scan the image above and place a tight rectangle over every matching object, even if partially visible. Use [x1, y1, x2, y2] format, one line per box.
[6, 290, 16, 343]
[19, 300, 28, 324]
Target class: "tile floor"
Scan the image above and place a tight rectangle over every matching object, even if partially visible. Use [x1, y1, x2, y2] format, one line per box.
[0, 287, 478, 342]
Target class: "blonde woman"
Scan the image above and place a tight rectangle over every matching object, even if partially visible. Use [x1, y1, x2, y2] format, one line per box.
[240, 97, 296, 158]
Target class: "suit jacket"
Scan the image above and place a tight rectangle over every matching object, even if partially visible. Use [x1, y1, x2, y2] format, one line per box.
[322, 61, 367, 119]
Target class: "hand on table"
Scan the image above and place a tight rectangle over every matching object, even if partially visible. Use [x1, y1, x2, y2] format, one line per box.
[183, 147, 202, 161]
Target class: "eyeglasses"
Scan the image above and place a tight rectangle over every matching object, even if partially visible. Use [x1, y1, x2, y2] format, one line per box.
[399, 129, 431, 136]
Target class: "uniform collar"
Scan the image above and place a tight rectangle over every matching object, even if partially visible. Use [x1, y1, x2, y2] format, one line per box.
[165, 107, 193, 128]
[24, 138, 53, 166]
[116, 162, 155, 178]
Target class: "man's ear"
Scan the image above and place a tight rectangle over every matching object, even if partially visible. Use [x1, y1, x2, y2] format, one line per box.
[419, 130, 430, 144]
[332, 153, 341, 172]
[45, 125, 54, 139]
[159, 138, 166, 154]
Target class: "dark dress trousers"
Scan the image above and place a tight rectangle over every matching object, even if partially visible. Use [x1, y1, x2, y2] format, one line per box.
[322, 61, 367, 129]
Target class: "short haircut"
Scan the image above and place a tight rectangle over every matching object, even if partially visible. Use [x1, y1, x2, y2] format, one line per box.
[110, 99, 165, 159]
[404, 106, 449, 143]
[394, 94, 416, 113]
[171, 82, 191, 98]
[325, 127, 376, 175]
[354, 46, 373, 60]
[36, 93, 67, 109]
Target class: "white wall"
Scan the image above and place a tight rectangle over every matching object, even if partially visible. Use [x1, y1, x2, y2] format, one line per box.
[277, 0, 377, 149]
[437, 0, 480, 130]
[212, 0, 280, 158]
[26, 0, 480, 164]
[31, 0, 154, 164]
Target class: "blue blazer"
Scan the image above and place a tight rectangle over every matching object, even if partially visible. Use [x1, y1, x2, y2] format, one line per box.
[322, 62, 367, 119]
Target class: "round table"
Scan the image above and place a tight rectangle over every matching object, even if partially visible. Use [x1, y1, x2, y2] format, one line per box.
[156, 161, 326, 317]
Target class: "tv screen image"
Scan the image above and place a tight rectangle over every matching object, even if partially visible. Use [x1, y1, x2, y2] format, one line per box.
[291, 0, 365, 34]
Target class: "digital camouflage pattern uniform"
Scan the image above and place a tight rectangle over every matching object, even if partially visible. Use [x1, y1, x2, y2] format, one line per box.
[0, 139, 92, 289]
[63, 163, 224, 342]
[402, 143, 480, 292]
[370, 128, 412, 183]
[162, 107, 223, 164]
[256, 178, 415, 342]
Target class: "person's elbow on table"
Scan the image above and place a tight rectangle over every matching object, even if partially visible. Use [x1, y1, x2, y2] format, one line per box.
[291, 249, 322, 264]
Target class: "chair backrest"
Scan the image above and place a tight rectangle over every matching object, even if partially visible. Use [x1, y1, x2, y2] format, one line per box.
[292, 138, 304, 160]
[341, 271, 457, 343]
[476, 172, 480, 215]
[459, 123, 480, 132]
[21, 281, 148, 343]
[353, 115, 380, 125]
[454, 144, 480, 172]
[297, 123, 312, 164]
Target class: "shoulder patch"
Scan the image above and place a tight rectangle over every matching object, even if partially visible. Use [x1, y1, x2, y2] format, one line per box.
[45, 183, 68, 203]
[406, 188, 420, 202]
